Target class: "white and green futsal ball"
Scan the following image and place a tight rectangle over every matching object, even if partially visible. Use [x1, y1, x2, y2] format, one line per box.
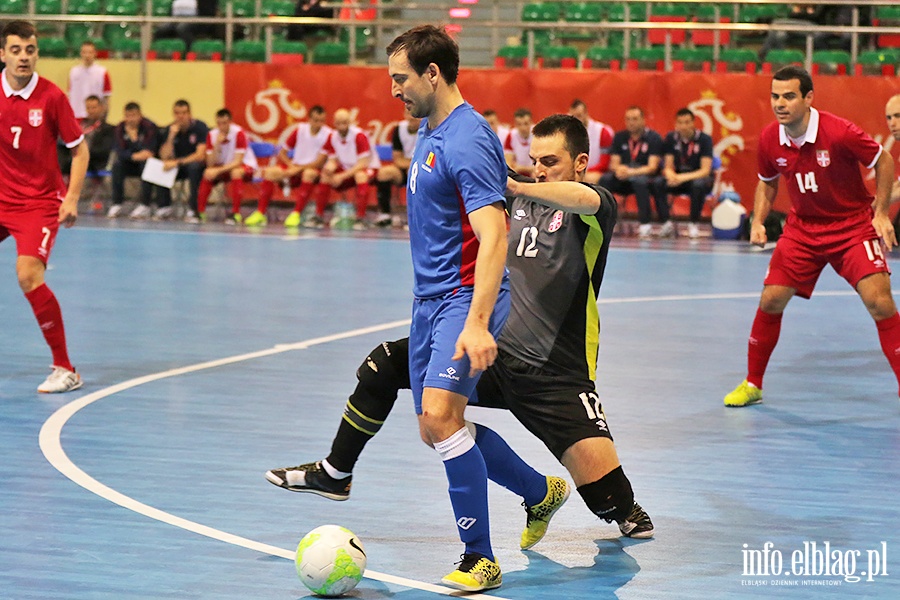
[295, 525, 367, 597]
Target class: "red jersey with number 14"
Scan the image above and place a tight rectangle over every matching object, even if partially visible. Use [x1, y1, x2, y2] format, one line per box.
[0, 73, 84, 203]
[757, 108, 882, 219]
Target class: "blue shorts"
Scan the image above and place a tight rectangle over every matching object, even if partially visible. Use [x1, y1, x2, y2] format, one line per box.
[409, 286, 510, 414]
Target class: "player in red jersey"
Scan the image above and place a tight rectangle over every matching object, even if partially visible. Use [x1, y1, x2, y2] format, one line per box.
[0, 21, 88, 393]
[885, 94, 900, 209]
[725, 66, 899, 406]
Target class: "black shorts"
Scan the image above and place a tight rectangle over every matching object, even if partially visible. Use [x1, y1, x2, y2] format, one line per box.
[473, 350, 614, 461]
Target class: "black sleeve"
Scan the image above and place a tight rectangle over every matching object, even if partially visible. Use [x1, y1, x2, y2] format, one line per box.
[700, 133, 714, 158]
[647, 130, 664, 156]
[91, 123, 116, 163]
[661, 132, 676, 157]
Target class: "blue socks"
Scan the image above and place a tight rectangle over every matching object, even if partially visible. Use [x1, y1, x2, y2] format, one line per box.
[474, 423, 548, 508]
[434, 427, 493, 561]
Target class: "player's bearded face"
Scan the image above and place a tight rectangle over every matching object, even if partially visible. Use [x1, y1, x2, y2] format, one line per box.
[388, 52, 434, 120]
[530, 134, 578, 183]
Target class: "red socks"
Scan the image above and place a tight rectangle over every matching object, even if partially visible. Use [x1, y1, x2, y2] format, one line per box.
[292, 181, 314, 213]
[258, 180, 274, 214]
[197, 178, 212, 214]
[314, 183, 330, 217]
[355, 182, 370, 219]
[747, 308, 783, 389]
[228, 179, 243, 214]
[876, 312, 900, 395]
[25, 283, 73, 371]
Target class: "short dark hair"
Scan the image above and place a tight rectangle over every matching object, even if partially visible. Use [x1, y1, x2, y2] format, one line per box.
[124, 101, 141, 112]
[386, 25, 459, 85]
[215, 108, 232, 119]
[85, 95, 102, 104]
[482, 109, 497, 118]
[173, 99, 191, 111]
[570, 99, 586, 110]
[309, 105, 326, 116]
[514, 108, 532, 119]
[675, 107, 694, 119]
[773, 65, 814, 97]
[1, 20, 37, 48]
[532, 114, 589, 159]
[626, 105, 644, 117]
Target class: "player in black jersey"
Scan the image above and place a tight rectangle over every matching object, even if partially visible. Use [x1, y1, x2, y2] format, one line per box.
[267, 114, 654, 543]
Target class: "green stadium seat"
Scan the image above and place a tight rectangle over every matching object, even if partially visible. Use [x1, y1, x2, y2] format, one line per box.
[628, 46, 665, 70]
[607, 3, 646, 21]
[738, 4, 782, 23]
[69, 0, 102, 15]
[583, 45, 623, 69]
[539, 45, 579, 68]
[494, 45, 529, 68]
[230, 0, 257, 17]
[764, 48, 805, 69]
[339, 26, 373, 53]
[717, 47, 757, 73]
[692, 3, 731, 45]
[522, 2, 561, 22]
[650, 3, 695, 18]
[272, 39, 307, 55]
[104, 23, 141, 44]
[560, 2, 602, 42]
[35, 0, 62, 14]
[230, 40, 266, 62]
[112, 37, 142, 57]
[66, 23, 95, 45]
[673, 46, 713, 71]
[106, 0, 141, 16]
[0, 0, 26, 15]
[812, 49, 850, 75]
[262, 0, 295, 16]
[190, 39, 226, 60]
[311, 41, 350, 64]
[855, 49, 899, 76]
[39, 37, 69, 58]
[151, 0, 173, 17]
[150, 38, 186, 59]
[875, 7, 900, 48]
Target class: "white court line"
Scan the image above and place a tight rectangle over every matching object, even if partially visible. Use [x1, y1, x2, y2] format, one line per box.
[39, 318, 508, 599]
[38, 289, 860, 597]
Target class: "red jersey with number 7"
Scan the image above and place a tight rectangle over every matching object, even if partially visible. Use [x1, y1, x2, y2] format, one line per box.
[0, 73, 84, 203]
[757, 108, 882, 219]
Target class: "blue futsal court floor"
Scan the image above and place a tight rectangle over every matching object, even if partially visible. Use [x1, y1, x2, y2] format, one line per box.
[2, 220, 898, 599]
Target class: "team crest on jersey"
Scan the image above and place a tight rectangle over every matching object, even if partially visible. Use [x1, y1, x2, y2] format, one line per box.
[816, 150, 830, 167]
[28, 109, 42, 127]
[548, 210, 564, 232]
[776, 157, 788, 167]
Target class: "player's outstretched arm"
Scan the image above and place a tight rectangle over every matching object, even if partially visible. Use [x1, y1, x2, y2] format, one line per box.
[751, 179, 778, 247]
[453, 202, 507, 376]
[60, 141, 89, 227]
[871, 150, 897, 248]
[506, 177, 602, 214]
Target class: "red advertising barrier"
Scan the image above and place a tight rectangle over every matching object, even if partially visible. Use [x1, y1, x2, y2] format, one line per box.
[225, 64, 900, 212]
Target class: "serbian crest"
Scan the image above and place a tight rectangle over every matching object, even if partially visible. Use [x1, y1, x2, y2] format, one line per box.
[816, 150, 830, 167]
[28, 109, 42, 127]
[548, 210, 564, 232]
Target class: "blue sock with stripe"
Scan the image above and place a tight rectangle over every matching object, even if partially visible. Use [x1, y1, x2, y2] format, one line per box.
[434, 426, 493, 562]
[473, 422, 548, 507]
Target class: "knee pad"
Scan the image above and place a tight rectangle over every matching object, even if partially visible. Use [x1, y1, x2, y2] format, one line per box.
[576, 465, 634, 523]
[356, 338, 410, 391]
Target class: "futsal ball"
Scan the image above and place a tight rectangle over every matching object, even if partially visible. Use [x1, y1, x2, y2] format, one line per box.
[295, 525, 367, 597]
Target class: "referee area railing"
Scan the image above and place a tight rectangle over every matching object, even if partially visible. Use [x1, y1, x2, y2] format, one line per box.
[10, 0, 900, 80]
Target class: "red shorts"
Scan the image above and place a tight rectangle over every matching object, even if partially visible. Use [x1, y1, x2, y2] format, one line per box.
[210, 165, 254, 184]
[0, 199, 60, 263]
[765, 211, 890, 299]
[331, 167, 375, 192]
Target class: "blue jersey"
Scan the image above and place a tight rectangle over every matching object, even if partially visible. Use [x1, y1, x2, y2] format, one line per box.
[406, 103, 508, 298]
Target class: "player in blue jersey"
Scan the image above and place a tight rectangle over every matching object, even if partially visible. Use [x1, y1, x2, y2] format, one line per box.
[268, 114, 655, 584]
[385, 25, 559, 591]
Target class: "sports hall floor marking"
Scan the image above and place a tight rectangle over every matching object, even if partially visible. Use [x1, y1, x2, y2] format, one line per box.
[37, 289, 857, 597]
